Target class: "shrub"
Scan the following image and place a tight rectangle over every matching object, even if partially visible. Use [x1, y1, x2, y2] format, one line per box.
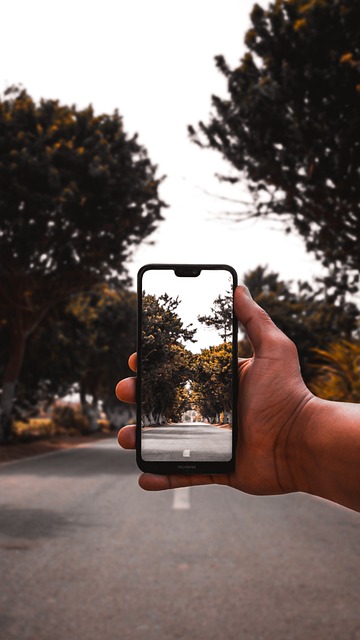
[309, 340, 360, 402]
[13, 418, 54, 439]
[52, 404, 89, 434]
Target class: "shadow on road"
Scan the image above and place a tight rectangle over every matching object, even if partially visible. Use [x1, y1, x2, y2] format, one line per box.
[0, 505, 77, 540]
[0, 441, 138, 478]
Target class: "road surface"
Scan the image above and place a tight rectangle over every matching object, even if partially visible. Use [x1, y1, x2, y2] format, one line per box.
[142, 422, 232, 461]
[0, 438, 359, 640]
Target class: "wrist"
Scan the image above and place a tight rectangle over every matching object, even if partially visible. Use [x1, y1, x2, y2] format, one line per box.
[283, 395, 360, 511]
[274, 390, 319, 495]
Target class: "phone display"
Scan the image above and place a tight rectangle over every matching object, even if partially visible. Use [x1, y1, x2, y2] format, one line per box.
[136, 264, 238, 474]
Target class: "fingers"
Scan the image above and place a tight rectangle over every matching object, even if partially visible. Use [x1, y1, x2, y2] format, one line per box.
[234, 285, 290, 358]
[117, 424, 136, 449]
[128, 353, 137, 372]
[138, 473, 222, 491]
[117, 424, 222, 490]
[115, 377, 136, 404]
[115, 353, 137, 404]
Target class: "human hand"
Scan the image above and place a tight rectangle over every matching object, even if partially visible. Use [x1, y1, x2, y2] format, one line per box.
[115, 285, 315, 494]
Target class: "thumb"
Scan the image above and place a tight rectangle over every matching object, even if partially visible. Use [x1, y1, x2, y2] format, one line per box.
[234, 285, 286, 358]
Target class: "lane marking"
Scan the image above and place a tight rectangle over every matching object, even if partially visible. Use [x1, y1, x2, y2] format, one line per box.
[172, 487, 190, 510]
[182, 449, 191, 458]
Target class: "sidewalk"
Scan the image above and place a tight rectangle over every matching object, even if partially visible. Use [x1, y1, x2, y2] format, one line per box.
[0, 431, 114, 465]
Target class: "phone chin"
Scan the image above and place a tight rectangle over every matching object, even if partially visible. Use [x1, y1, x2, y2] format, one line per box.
[136, 457, 236, 476]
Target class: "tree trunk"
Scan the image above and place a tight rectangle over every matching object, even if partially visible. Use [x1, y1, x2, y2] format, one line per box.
[79, 387, 100, 433]
[0, 331, 27, 442]
[0, 303, 50, 443]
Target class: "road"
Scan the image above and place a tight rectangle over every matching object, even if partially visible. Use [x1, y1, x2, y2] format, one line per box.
[142, 422, 232, 461]
[0, 438, 359, 640]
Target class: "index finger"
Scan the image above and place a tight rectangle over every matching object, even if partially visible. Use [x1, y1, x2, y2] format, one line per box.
[138, 473, 230, 491]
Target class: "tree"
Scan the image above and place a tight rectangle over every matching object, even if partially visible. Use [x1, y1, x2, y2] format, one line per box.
[309, 340, 360, 402]
[192, 343, 233, 423]
[64, 285, 137, 427]
[16, 284, 138, 430]
[189, 0, 360, 289]
[141, 294, 196, 424]
[0, 86, 165, 440]
[198, 291, 233, 342]
[242, 266, 359, 381]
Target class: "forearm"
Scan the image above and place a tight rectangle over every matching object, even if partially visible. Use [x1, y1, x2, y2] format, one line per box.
[295, 397, 360, 512]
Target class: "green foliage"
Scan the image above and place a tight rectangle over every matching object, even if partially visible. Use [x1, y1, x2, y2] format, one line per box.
[141, 293, 196, 423]
[13, 418, 54, 439]
[52, 404, 89, 434]
[15, 284, 137, 418]
[309, 340, 360, 402]
[189, 0, 360, 288]
[192, 342, 233, 422]
[198, 291, 233, 342]
[242, 266, 359, 382]
[0, 86, 164, 284]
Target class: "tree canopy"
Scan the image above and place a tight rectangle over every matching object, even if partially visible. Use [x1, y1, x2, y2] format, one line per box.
[0, 86, 164, 289]
[189, 0, 360, 286]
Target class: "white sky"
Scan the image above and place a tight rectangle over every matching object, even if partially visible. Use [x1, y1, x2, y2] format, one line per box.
[142, 267, 234, 351]
[1, 0, 325, 290]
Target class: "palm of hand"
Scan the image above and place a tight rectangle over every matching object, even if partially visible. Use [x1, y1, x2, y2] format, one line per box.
[228, 352, 313, 496]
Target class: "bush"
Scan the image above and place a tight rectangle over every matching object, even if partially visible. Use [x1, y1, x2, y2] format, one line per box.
[13, 418, 54, 440]
[52, 404, 90, 434]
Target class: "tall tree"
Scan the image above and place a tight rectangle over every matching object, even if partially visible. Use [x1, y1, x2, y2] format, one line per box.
[198, 291, 233, 342]
[189, 0, 360, 290]
[192, 343, 233, 423]
[141, 293, 196, 424]
[0, 86, 165, 440]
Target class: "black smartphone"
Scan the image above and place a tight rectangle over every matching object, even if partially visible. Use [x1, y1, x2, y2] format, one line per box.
[136, 264, 238, 475]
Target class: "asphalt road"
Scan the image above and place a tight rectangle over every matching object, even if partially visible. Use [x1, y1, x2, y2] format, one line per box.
[142, 422, 232, 461]
[0, 438, 359, 640]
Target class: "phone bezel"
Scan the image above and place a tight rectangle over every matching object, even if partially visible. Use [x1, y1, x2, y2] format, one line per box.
[136, 263, 238, 475]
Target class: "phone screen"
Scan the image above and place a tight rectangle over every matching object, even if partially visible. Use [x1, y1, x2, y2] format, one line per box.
[137, 264, 237, 472]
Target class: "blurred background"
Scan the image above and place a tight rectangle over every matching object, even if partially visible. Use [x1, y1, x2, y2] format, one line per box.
[0, 1, 359, 639]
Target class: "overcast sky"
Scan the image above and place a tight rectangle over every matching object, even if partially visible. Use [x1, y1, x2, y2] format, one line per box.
[1, 0, 324, 289]
[142, 267, 234, 352]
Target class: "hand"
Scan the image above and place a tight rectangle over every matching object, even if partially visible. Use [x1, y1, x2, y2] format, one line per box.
[115, 285, 314, 494]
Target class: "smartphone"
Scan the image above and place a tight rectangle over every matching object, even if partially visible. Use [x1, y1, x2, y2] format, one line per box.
[136, 264, 238, 475]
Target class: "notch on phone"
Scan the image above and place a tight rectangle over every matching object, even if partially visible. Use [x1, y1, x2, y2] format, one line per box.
[174, 266, 201, 277]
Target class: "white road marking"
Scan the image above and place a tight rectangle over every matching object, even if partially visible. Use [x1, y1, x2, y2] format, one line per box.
[182, 449, 191, 458]
[172, 487, 191, 510]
